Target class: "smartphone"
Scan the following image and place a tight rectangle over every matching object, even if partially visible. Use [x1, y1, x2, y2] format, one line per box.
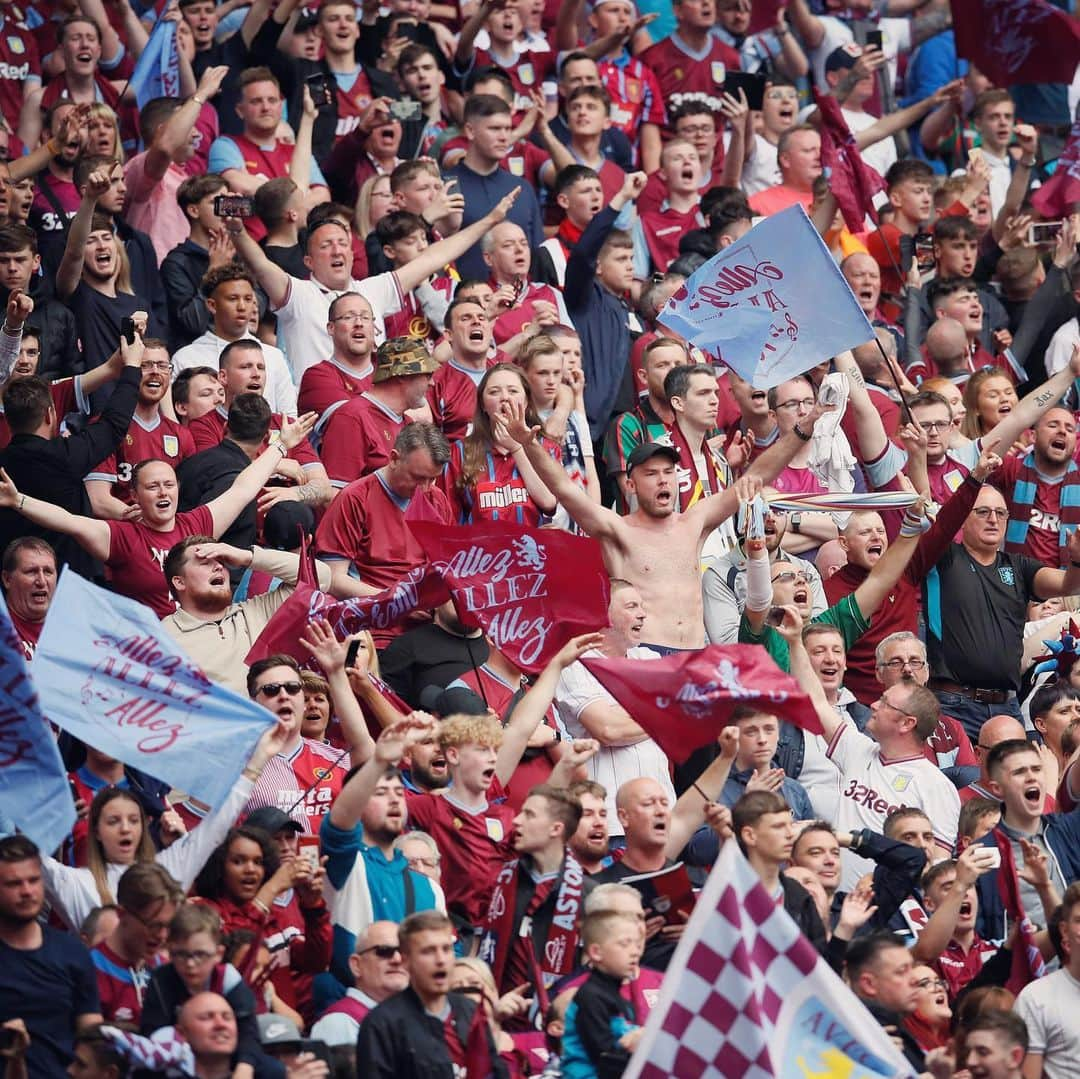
[865, 29, 884, 51]
[120, 317, 136, 346]
[345, 637, 362, 669]
[213, 194, 253, 219]
[393, 16, 421, 40]
[297, 834, 320, 872]
[765, 606, 786, 627]
[1029, 220, 1063, 245]
[69, 779, 79, 803]
[304, 72, 334, 109]
[723, 70, 767, 111]
[389, 98, 423, 122]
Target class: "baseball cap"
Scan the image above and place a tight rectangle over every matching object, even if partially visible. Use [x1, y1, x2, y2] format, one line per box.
[244, 807, 304, 835]
[257, 1014, 303, 1049]
[419, 684, 490, 717]
[373, 337, 439, 384]
[824, 43, 862, 74]
[626, 442, 680, 474]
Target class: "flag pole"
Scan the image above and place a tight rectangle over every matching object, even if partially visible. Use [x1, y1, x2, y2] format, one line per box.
[876, 335, 915, 426]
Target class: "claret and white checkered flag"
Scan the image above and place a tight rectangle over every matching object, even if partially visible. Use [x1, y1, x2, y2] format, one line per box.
[624, 839, 918, 1079]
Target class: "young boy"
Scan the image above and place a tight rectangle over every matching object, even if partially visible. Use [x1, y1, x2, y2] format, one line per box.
[907, 278, 1003, 384]
[632, 138, 705, 278]
[560, 910, 642, 1076]
[373, 211, 453, 343]
[536, 165, 605, 288]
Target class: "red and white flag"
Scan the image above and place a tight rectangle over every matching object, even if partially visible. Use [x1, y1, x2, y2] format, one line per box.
[815, 91, 886, 232]
[409, 521, 611, 673]
[582, 645, 823, 764]
[952, 0, 1080, 86]
[1032, 120, 1080, 219]
[625, 838, 918, 1079]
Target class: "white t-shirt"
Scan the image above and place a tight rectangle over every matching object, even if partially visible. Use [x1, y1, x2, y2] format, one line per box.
[809, 16, 911, 94]
[555, 646, 674, 834]
[1045, 317, 1080, 377]
[742, 133, 781, 196]
[275, 272, 404, 380]
[827, 724, 960, 891]
[980, 147, 1013, 220]
[1014, 968, 1080, 1079]
[842, 107, 897, 185]
[171, 330, 298, 417]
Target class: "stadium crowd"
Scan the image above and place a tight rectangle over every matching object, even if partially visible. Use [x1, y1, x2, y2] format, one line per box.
[0, 0, 1079, 1075]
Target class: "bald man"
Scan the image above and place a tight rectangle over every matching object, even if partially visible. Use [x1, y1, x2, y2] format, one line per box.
[924, 318, 971, 380]
[958, 714, 1030, 803]
[177, 992, 238, 1079]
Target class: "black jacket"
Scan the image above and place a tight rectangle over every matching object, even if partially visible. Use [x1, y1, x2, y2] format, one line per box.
[861, 998, 925, 1074]
[563, 967, 638, 1079]
[177, 438, 254, 549]
[0, 365, 139, 578]
[116, 219, 169, 344]
[357, 986, 507, 1079]
[1, 283, 82, 379]
[160, 238, 211, 353]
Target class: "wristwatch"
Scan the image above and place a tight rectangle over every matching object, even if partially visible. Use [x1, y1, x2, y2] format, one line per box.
[790, 512, 803, 535]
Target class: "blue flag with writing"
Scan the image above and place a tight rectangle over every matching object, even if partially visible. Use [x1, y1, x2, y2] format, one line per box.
[0, 592, 75, 854]
[658, 204, 875, 389]
[33, 572, 273, 812]
[129, 17, 180, 109]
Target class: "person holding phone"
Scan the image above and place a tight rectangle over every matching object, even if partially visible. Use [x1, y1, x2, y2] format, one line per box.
[714, 0, 808, 79]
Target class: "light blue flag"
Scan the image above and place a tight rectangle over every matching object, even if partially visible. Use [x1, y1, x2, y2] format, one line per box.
[33, 572, 273, 812]
[658, 203, 875, 389]
[129, 17, 180, 109]
[0, 592, 75, 854]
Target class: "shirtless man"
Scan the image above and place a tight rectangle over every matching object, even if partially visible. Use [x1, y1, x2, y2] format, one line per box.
[504, 399, 828, 650]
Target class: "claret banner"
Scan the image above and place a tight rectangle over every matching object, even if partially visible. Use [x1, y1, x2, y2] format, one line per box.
[658, 204, 874, 389]
[409, 522, 611, 673]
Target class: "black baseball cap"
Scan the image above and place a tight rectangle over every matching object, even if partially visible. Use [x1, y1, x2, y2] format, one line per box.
[245, 807, 304, 835]
[626, 442, 680, 474]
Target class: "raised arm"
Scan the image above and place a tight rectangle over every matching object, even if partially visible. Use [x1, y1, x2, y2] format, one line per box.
[852, 81, 962, 152]
[984, 343, 1080, 452]
[912, 844, 997, 962]
[205, 413, 317, 537]
[832, 352, 888, 462]
[0, 468, 111, 561]
[56, 167, 114, 301]
[666, 726, 739, 857]
[393, 188, 522, 295]
[777, 607, 844, 743]
[503, 398, 620, 540]
[140, 66, 228, 186]
[850, 499, 926, 621]
[494, 633, 604, 786]
[224, 217, 293, 310]
[454, 0, 491, 68]
[289, 86, 317, 196]
[786, 0, 824, 49]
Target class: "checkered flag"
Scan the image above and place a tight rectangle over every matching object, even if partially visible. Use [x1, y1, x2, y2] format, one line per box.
[624, 839, 918, 1079]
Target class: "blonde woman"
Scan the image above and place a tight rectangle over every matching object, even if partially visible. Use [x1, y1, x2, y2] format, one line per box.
[354, 173, 394, 239]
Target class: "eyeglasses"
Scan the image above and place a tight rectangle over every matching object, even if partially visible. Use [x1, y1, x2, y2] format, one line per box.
[677, 124, 715, 136]
[879, 658, 926, 671]
[775, 397, 815, 412]
[255, 680, 304, 698]
[918, 420, 951, 432]
[130, 910, 172, 934]
[771, 571, 807, 585]
[971, 507, 1009, 520]
[765, 89, 798, 101]
[357, 944, 401, 959]
[330, 312, 374, 324]
[915, 978, 947, 992]
[877, 696, 907, 716]
[171, 949, 216, 965]
[140, 360, 171, 372]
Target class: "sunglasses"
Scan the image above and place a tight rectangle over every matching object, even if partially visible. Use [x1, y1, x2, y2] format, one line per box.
[255, 681, 304, 698]
[358, 944, 401, 959]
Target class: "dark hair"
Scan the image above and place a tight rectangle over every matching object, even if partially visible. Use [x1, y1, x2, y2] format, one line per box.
[445, 295, 485, 326]
[670, 99, 717, 124]
[74, 154, 119, 191]
[164, 533, 216, 599]
[554, 164, 600, 198]
[201, 261, 255, 299]
[957, 796, 999, 839]
[732, 790, 789, 851]
[566, 84, 611, 110]
[218, 339, 263, 370]
[972, 88, 1013, 121]
[253, 176, 299, 229]
[2, 376, 52, 433]
[921, 858, 958, 894]
[0, 834, 40, 864]
[933, 215, 979, 245]
[247, 653, 302, 697]
[844, 931, 908, 983]
[194, 826, 280, 901]
[791, 820, 836, 860]
[222, 927, 260, 966]
[72, 1026, 130, 1078]
[907, 389, 952, 414]
[177, 173, 228, 216]
[884, 158, 934, 192]
[239, 65, 280, 93]
[664, 362, 715, 402]
[226, 392, 272, 443]
[393, 421, 451, 466]
[961, 1009, 1029, 1054]
[376, 210, 427, 247]
[926, 276, 979, 311]
[399, 910, 455, 951]
[558, 50, 595, 78]
[116, 861, 184, 913]
[528, 784, 583, 839]
[0, 224, 37, 256]
[172, 365, 219, 410]
[396, 42, 440, 75]
[58, 13, 100, 45]
[463, 92, 512, 124]
[1030, 683, 1080, 722]
[464, 67, 514, 97]
[2, 536, 56, 574]
[985, 738, 1039, 778]
[883, 805, 931, 837]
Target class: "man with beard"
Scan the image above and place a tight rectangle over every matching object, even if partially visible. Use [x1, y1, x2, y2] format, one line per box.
[479, 786, 592, 1002]
[27, 101, 89, 274]
[0, 836, 102, 1079]
[990, 406, 1080, 566]
[380, 599, 491, 710]
[555, 580, 673, 837]
[567, 780, 611, 875]
[321, 721, 445, 989]
[506, 401, 824, 653]
[85, 338, 197, 518]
